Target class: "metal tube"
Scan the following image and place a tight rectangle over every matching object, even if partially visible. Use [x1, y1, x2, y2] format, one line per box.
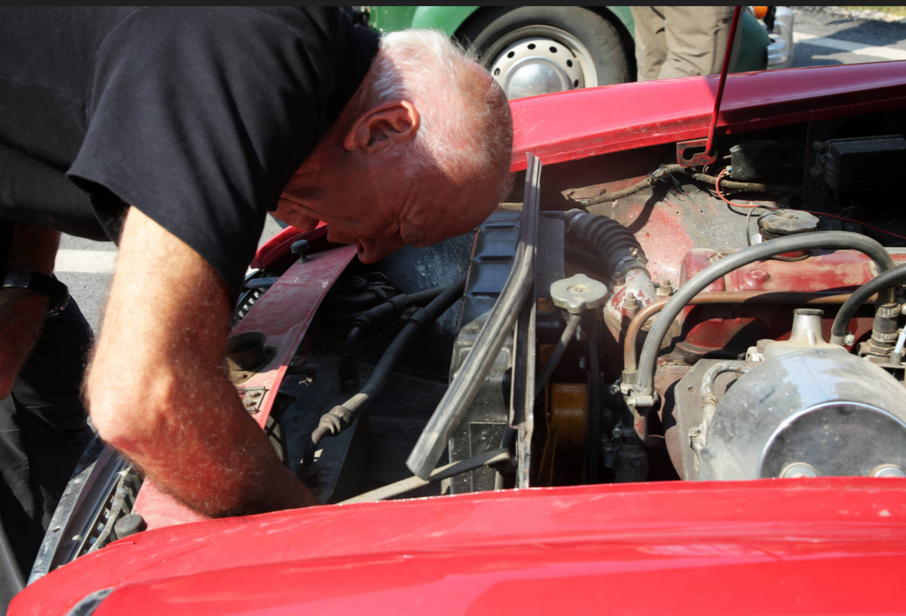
[622, 291, 864, 374]
[407, 153, 541, 480]
[830, 262, 906, 344]
[701, 361, 750, 409]
[534, 313, 582, 398]
[631, 232, 894, 405]
[705, 6, 742, 155]
[342, 449, 512, 504]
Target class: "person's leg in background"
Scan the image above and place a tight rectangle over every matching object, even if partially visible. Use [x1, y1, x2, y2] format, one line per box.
[631, 6, 668, 82]
[660, 6, 737, 80]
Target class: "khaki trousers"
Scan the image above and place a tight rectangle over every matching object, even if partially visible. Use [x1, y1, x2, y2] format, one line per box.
[631, 6, 738, 81]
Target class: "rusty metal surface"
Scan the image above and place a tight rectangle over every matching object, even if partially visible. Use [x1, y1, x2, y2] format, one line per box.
[676, 249, 906, 357]
[623, 291, 861, 373]
[133, 245, 357, 531]
[589, 181, 761, 290]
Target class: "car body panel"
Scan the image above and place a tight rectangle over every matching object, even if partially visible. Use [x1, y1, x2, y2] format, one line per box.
[13, 477, 906, 616]
[508, 60, 906, 171]
[368, 6, 477, 36]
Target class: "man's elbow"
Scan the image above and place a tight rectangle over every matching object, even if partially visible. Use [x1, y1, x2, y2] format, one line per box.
[85, 370, 170, 453]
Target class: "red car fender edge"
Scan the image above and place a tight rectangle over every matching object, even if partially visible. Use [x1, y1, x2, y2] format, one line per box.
[12, 478, 906, 615]
[509, 61, 906, 171]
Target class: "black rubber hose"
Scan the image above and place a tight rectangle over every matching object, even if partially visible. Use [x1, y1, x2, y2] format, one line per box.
[632, 231, 895, 402]
[561, 209, 648, 280]
[341, 285, 447, 367]
[830, 262, 906, 344]
[302, 276, 466, 469]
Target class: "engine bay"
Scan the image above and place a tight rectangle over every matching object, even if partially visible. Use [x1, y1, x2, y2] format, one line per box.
[29, 104, 906, 579]
[273, 107, 906, 497]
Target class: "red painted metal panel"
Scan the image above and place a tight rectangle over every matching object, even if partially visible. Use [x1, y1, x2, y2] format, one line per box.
[249, 223, 327, 270]
[677, 249, 906, 355]
[510, 61, 906, 171]
[13, 478, 906, 616]
[132, 245, 357, 531]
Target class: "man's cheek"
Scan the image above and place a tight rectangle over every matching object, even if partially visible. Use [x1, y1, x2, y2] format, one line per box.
[327, 228, 352, 244]
[290, 215, 320, 231]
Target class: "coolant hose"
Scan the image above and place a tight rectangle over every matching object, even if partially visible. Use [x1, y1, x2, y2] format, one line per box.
[630, 231, 895, 406]
[830, 262, 906, 344]
[302, 275, 466, 469]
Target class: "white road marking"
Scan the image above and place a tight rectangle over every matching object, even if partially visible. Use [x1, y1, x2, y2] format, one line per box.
[55, 249, 117, 274]
[793, 31, 906, 61]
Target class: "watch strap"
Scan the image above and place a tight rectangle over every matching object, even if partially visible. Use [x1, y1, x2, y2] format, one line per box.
[2, 269, 69, 315]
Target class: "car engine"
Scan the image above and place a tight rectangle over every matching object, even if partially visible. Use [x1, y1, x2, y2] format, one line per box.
[29, 105, 906, 579]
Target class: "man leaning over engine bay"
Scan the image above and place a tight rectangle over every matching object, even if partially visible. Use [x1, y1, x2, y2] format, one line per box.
[0, 6, 513, 607]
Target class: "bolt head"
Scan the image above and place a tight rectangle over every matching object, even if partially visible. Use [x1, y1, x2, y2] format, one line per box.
[780, 462, 819, 478]
[872, 464, 906, 478]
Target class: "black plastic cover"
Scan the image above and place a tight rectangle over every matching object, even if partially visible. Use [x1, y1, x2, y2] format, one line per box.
[729, 140, 781, 181]
[823, 135, 906, 192]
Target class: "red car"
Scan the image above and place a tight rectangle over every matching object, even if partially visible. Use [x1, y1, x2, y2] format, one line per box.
[12, 58, 906, 615]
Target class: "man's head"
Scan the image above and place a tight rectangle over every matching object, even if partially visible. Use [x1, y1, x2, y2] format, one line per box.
[275, 30, 513, 263]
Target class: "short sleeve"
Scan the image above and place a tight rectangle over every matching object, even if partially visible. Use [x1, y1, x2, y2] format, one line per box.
[68, 7, 347, 299]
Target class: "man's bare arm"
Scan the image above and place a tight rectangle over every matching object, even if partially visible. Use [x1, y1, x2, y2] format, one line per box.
[86, 207, 316, 516]
[0, 222, 60, 399]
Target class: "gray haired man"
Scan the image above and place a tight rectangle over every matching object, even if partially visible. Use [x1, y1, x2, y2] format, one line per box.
[0, 7, 512, 609]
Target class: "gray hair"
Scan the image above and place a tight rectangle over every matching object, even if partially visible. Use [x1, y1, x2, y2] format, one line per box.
[364, 30, 513, 197]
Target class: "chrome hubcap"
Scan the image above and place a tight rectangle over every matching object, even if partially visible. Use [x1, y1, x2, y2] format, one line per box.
[488, 28, 596, 100]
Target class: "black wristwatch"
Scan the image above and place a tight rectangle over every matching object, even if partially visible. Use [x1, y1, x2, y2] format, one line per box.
[2, 269, 69, 316]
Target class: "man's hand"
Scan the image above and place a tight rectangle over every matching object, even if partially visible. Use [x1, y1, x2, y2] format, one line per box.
[0, 223, 60, 399]
[86, 207, 316, 516]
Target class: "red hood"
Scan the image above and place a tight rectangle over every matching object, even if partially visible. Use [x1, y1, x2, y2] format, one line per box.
[510, 60, 906, 171]
[13, 478, 906, 615]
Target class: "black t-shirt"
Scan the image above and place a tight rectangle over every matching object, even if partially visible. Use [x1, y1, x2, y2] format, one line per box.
[0, 7, 379, 298]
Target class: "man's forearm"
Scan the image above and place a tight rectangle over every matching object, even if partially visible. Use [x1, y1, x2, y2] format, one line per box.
[87, 207, 315, 517]
[93, 357, 314, 516]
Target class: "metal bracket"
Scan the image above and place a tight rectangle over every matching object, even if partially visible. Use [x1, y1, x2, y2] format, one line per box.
[237, 387, 267, 414]
[676, 138, 717, 167]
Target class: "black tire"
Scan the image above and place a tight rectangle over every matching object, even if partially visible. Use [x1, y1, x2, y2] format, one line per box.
[458, 6, 631, 99]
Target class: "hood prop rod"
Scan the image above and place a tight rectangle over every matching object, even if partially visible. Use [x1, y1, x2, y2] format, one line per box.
[705, 5, 743, 157]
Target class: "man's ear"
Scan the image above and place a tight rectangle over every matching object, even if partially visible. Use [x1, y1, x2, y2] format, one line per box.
[344, 101, 420, 154]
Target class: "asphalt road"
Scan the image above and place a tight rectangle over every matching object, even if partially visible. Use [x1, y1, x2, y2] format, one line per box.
[55, 7, 906, 334]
